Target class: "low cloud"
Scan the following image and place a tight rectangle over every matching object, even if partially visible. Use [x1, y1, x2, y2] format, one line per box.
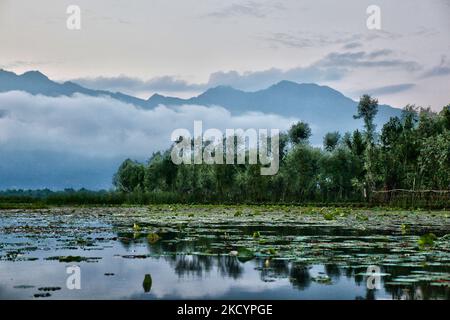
[205, 1, 285, 19]
[73, 75, 206, 95]
[421, 55, 450, 78]
[357, 83, 416, 96]
[0, 91, 297, 189]
[0, 91, 297, 158]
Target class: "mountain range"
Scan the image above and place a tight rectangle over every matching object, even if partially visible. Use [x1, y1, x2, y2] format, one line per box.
[0, 69, 402, 138]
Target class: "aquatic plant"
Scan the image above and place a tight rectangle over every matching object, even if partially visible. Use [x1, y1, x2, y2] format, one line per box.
[147, 233, 160, 244]
[253, 231, 261, 238]
[418, 233, 437, 248]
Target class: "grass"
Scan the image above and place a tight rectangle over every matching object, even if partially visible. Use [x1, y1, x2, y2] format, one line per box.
[1, 190, 449, 209]
[0, 202, 49, 210]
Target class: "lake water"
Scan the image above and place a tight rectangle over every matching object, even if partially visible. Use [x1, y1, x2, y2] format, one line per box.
[0, 206, 449, 299]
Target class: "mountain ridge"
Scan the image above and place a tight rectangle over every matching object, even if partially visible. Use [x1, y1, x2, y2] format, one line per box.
[0, 69, 402, 137]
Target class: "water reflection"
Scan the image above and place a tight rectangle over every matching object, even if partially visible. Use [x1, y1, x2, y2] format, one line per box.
[111, 230, 450, 300]
[142, 274, 152, 293]
[0, 209, 449, 300]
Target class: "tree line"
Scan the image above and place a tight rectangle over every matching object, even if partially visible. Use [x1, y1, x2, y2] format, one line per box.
[113, 95, 450, 205]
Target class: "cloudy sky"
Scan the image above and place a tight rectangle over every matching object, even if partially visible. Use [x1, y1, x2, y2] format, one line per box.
[0, 0, 449, 109]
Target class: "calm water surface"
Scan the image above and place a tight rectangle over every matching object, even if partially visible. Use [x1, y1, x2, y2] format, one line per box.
[0, 206, 449, 300]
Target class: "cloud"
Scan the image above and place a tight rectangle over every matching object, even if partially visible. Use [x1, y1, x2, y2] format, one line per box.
[421, 55, 450, 78]
[72, 64, 342, 95]
[207, 66, 344, 91]
[74, 65, 345, 95]
[70, 49, 421, 94]
[205, 1, 285, 19]
[342, 42, 363, 50]
[206, 50, 420, 90]
[0, 60, 49, 70]
[0, 91, 298, 189]
[0, 91, 296, 158]
[73, 75, 206, 95]
[357, 83, 416, 96]
[318, 50, 420, 71]
[263, 30, 402, 49]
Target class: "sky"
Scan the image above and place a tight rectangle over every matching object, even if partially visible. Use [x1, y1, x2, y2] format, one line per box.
[0, 0, 449, 109]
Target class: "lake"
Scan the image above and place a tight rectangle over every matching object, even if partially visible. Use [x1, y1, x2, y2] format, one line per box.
[0, 205, 449, 299]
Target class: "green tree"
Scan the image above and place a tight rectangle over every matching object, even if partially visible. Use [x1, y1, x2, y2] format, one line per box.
[323, 131, 341, 152]
[353, 95, 379, 143]
[288, 122, 312, 145]
[113, 159, 145, 192]
[282, 144, 321, 201]
[440, 104, 450, 130]
[418, 132, 450, 189]
[353, 95, 379, 195]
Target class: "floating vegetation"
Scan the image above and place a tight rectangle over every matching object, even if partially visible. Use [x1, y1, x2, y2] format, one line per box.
[312, 275, 332, 284]
[0, 205, 449, 299]
[418, 233, 437, 248]
[430, 281, 450, 287]
[386, 274, 450, 289]
[38, 287, 61, 292]
[45, 256, 101, 263]
[13, 285, 35, 289]
[147, 233, 160, 244]
[34, 293, 51, 298]
[121, 254, 149, 259]
[323, 212, 335, 221]
[237, 247, 255, 263]
[401, 224, 410, 235]
[265, 248, 277, 255]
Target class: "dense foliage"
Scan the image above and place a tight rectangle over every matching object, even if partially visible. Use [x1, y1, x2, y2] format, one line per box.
[113, 96, 450, 204]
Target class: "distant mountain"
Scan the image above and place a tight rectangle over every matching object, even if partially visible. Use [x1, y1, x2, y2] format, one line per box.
[0, 69, 148, 107]
[147, 80, 402, 138]
[0, 69, 402, 140]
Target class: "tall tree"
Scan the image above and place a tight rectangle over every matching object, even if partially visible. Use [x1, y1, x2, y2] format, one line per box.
[353, 95, 379, 197]
[288, 122, 312, 145]
[113, 159, 145, 192]
[353, 94, 379, 143]
[323, 132, 341, 152]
